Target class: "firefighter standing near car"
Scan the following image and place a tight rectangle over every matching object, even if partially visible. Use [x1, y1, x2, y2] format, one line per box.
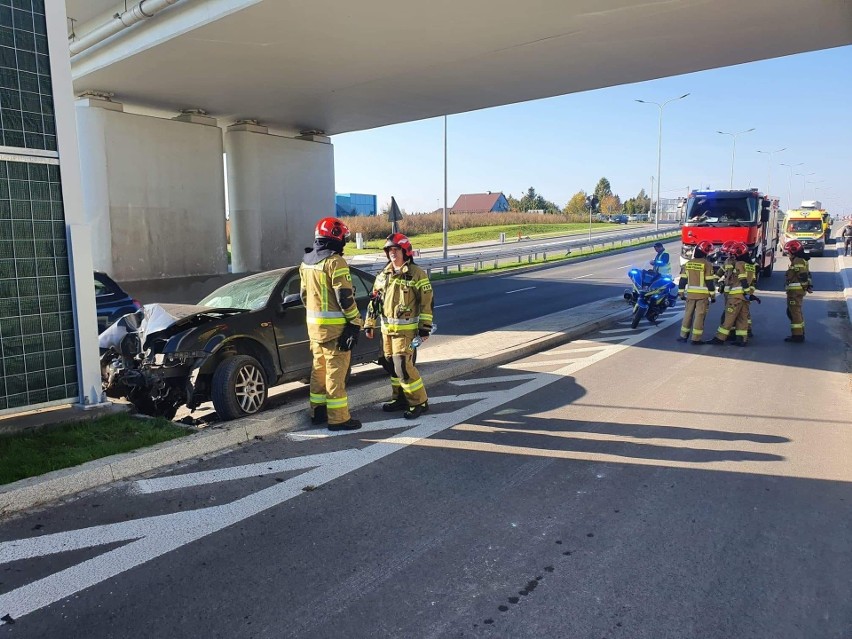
[364, 233, 433, 419]
[676, 240, 717, 344]
[708, 242, 753, 347]
[714, 241, 737, 324]
[783, 239, 812, 343]
[300, 217, 363, 431]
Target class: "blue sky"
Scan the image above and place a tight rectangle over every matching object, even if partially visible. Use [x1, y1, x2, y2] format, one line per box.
[333, 45, 850, 216]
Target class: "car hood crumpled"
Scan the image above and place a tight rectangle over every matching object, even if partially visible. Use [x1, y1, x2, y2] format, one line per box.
[98, 303, 243, 350]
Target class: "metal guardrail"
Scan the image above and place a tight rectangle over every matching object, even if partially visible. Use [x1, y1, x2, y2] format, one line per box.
[353, 228, 680, 277]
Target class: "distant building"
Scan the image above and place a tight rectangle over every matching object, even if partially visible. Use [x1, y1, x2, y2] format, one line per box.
[335, 193, 377, 216]
[452, 191, 510, 213]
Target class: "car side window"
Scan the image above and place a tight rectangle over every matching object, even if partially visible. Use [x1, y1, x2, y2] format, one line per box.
[94, 279, 110, 297]
[350, 271, 371, 300]
[280, 274, 303, 302]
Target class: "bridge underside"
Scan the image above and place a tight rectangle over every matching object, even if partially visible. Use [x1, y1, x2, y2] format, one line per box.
[67, 0, 852, 136]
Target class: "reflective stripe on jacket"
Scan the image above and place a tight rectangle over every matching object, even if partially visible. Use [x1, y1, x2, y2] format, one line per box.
[785, 256, 811, 293]
[678, 258, 716, 299]
[300, 254, 361, 342]
[364, 260, 434, 335]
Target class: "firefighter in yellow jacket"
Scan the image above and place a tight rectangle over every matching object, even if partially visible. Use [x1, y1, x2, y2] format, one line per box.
[300, 217, 363, 431]
[676, 240, 717, 344]
[708, 242, 753, 346]
[783, 239, 812, 343]
[364, 233, 434, 419]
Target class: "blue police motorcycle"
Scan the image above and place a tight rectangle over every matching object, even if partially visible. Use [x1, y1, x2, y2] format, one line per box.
[623, 266, 678, 328]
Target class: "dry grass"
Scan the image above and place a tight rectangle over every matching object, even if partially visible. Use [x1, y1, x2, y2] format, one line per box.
[342, 211, 586, 241]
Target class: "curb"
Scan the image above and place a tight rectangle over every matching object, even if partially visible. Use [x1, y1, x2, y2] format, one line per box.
[0, 297, 631, 517]
[837, 254, 852, 327]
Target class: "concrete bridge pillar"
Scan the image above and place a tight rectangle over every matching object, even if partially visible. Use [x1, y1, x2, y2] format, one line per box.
[75, 96, 228, 281]
[225, 123, 335, 273]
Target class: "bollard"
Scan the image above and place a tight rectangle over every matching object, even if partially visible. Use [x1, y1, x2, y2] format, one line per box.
[355, 232, 364, 250]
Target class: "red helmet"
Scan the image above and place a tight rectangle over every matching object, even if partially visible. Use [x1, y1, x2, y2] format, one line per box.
[695, 240, 715, 256]
[730, 242, 749, 257]
[784, 239, 803, 254]
[720, 240, 737, 255]
[384, 233, 414, 259]
[314, 217, 351, 242]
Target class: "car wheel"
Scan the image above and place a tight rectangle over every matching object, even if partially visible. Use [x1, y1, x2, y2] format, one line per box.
[211, 355, 268, 420]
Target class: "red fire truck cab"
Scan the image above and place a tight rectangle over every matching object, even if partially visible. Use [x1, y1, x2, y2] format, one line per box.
[680, 189, 779, 278]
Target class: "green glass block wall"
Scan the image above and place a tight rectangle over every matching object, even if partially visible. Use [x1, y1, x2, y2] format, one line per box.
[0, 1, 77, 412]
[0, 0, 54, 152]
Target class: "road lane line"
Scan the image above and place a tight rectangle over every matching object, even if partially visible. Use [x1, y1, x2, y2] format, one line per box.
[505, 286, 536, 294]
[572, 273, 594, 279]
[434, 303, 454, 308]
[600, 328, 638, 334]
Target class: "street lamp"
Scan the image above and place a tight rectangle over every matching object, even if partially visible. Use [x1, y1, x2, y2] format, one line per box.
[805, 179, 824, 199]
[635, 92, 690, 230]
[717, 128, 756, 188]
[795, 172, 815, 204]
[780, 162, 803, 210]
[442, 115, 448, 271]
[756, 147, 786, 194]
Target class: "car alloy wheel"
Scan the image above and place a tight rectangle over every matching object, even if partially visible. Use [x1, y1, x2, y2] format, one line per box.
[212, 354, 269, 420]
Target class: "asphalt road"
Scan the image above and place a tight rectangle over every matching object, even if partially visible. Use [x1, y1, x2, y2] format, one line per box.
[1, 241, 850, 638]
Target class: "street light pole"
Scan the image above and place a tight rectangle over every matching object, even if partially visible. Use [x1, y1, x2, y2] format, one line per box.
[756, 147, 786, 194]
[717, 127, 756, 188]
[795, 172, 815, 203]
[780, 162, 803, 210]
[442, 115, 448, 270]
[635, 92, 690, 231]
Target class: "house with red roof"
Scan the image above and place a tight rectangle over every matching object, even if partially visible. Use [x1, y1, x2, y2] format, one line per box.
[451, 191, 510, 213]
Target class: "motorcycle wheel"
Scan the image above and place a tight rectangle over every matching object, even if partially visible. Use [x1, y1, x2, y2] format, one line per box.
[631, 306, 644, 329]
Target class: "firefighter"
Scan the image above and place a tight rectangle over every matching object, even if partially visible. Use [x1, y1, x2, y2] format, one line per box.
[714, 241, 737, 324]
[707, 242, 752, 346]
[676, 240, 717, 344]
[841, 219, 852, 257]
[364, 233, 434, 419]
[740, 244, 759, 337]
[300, 217, 363, 431]
[783, 239, 812, 343]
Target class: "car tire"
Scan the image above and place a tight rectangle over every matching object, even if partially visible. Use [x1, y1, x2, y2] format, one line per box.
[211, 354, 268, 420]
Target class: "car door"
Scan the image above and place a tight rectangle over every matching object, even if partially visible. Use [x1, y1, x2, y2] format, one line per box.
[271, 271, 311, 376]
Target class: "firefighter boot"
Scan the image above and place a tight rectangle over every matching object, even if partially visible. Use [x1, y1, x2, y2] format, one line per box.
[404, 402, 429, 420]
[706, 337, 725, 345]
[311, 405, 328, 425]
[328, 418, 362, 431]
[382, 387, 407, 412]
[784, 335, 805, 343]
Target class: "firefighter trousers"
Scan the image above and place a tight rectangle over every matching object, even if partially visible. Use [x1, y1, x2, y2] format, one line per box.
[786, 292, 806, 337]
[715, 296, 748, 343]
[309, 339, 352, 425]
[382, 332, 427, 407]
[680, 297, 710, 342]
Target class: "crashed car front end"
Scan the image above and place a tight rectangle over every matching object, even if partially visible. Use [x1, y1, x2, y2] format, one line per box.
[99, 304, 240, 418]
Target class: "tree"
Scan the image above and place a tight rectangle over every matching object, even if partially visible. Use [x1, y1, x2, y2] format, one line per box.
[506, 193, 522, 211]
[563, 191, 588, 217]
[518, 187, 559, 212]
[634, 188, 651, 216]
[600, 194, 623, 217]
[593, 178, 613, 208]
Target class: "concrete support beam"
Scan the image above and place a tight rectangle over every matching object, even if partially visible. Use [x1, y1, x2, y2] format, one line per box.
[225, 124, 334, 273]
[76, 102, 227, 280]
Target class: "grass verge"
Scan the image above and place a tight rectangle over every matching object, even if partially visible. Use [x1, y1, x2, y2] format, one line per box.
[0, 414, 191, 486]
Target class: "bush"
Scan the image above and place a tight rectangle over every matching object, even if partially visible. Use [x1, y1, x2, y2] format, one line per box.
[342, 211, 587, 241]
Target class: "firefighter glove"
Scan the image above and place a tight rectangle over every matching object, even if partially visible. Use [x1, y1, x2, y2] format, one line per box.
[806, 286, 813, 294]
[418, 328, 431, 338]
[337, 323, 360, 352]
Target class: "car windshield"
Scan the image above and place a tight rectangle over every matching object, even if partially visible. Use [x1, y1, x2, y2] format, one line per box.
[787, 220, 823, 233]
[685, 196, 758, 223]
[198, 271, 282, 310]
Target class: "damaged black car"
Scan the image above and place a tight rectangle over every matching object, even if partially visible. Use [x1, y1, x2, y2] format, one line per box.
[99, 266, 381, 420]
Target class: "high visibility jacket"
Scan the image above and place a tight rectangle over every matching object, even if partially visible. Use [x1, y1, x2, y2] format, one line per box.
[720, 260, 750, 298]
[364, 260, 434, 336]
[678, 257, 716, 299]
[743, 262, 757, 294]
[785, 256, 812, 293]
[651, 250, 671, 277]
[300, 252, 361, 343]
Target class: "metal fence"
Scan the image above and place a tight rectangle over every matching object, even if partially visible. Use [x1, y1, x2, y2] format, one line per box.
[354, 228, 680, 277]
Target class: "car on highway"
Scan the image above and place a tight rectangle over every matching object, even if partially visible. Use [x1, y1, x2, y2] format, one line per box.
[94, 271, 141, 334]
[99, 266, 382, 420]
[611, 214, 629, 224]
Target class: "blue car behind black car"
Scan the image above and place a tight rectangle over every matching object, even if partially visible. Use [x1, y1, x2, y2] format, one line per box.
[95, 271, 141, 334]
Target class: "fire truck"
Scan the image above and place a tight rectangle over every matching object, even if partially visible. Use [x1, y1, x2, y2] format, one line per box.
[680, 189, 779, 277]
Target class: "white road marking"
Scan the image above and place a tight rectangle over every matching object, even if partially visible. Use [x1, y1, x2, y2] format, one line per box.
[448, 375, 540, 386]
[572, 273, 594, 279]
[133, 450, 357, 494]
[600, 327, 638, 334]
[434, 303, 454, 309]
[0, 316, 683, 624]
[505, 286, 537, 294]
[546, 346, 610, 355]
[502, 359, 580, 370]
